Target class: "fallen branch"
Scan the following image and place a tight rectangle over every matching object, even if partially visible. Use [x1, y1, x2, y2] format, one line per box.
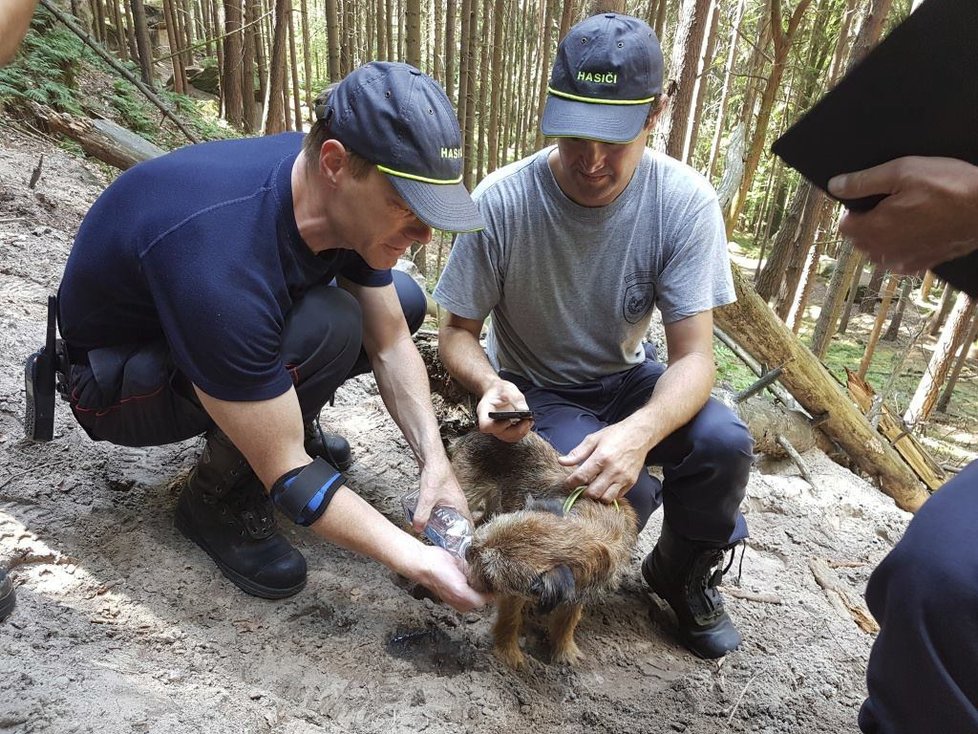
[719, 586, 782, 605]
[810, 557, 879, 634]
[776, 435, 813, 485]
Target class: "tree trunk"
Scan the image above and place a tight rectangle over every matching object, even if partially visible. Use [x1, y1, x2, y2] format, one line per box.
[325, 0, 340, 80]
[684, 0, 719, 165]
[444, 0, 456, 100]
[300, 0, 313, 123]
[837, 252, 867, 335]
[905, 293, 977, 428]
[775, 186, 825, 321]
[222, 0, 245, 128]
[715, 265, 928, 512]
[810, 241, 858, 358]
[162, 0, 187, 93]
[660, 0, 711, 162]
[263, 0, 289, 134]
[727, 0, 817, 230]
[243, 0, 261, 131]
[287, 0, 303, 129]
[707, 0, 746, 182]
[860, 263, 886, 313]
[857, 274, 897, 380]
[936, 309, 978, 413]
[476, 0, 492, 180]
[881, 275, 912, 342]
[130, 0, 155, 85]
[920, 270, 936, 301]
[486, 0, 505, 172]
[405, 0, 421, 67]
[532, 0, 557, 152]
[928, 284, 956, 336]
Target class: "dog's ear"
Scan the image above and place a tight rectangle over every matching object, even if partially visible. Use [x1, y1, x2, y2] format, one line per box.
[530, 564, 575, 613]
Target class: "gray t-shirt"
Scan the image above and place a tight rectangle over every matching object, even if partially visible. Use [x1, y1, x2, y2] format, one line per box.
[433, 146, 735, 388]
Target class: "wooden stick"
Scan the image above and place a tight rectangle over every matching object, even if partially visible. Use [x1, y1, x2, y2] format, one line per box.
[776, 435, 813, 485]
[37, 0, 199, 144]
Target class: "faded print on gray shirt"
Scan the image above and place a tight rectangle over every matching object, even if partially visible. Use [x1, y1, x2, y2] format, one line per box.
[433, 147, 735, 388]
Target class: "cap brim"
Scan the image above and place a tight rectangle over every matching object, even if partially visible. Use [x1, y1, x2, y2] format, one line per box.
[388, 176, 485, 233]
[541, 95, 651, 144]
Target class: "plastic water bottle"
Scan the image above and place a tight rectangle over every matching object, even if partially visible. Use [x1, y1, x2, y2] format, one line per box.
[401, 489, 473, 560]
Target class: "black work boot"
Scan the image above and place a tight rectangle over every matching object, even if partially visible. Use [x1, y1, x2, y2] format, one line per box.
[0, 568, 15, 622]
[304, 416, 353, 470]
[175, 429, 307, 599]
[642, 521, 742, 659]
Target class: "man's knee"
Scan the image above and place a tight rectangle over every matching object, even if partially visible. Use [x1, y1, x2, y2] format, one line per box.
[392, 270, 427, 334]
[690, 407, 755, 477]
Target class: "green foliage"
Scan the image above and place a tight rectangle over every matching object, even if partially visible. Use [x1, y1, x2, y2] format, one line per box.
[0, 7, 91, 114]
[110, 79, 155, 135]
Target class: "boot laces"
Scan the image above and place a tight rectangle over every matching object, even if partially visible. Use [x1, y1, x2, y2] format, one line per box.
[226, 482, 276, 540]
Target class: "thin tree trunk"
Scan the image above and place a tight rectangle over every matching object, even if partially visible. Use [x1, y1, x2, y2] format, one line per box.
[882, 276, 912, 341]
[130, 0, 155, 85]
[707, 0, 746, 181]
[838, 253, 867, 335]
[661, 0, 711, 161]
[263, 0, 289, 134]
[405, 0, 421, 67]
[300, 0, 313, 122]
[487, 0, 505, 172]
[532, 0, 556, 152]
[858, 274, 898, 380]
[444, 0, 456, 100]
[287, 0, 303, 129]
[684, 0, 719, 165]
[162, 0, 187, 93]
[936, 309, 978, 413]
[928, 284, 956, 336]
[325, 0, 340, 80]
[905, 293, 978, 428]
[222, 0, 245, 128]
[920, 270, 936, 301]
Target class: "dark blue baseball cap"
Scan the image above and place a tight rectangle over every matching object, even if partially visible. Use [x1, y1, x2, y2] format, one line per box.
[322, 62, 483, 233]
[541, 14, 663, 144]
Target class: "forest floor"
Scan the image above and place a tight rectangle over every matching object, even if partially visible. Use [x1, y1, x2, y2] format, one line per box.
[0, 122, 975, 734]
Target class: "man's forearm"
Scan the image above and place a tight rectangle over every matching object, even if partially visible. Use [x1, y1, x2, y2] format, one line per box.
[370, 334, 447, 468]
[438, 323, 500, 397]
[627, 353, 716, 451]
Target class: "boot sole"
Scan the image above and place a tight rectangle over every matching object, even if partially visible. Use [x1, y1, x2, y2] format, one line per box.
[0, 575, 15, 622]
[174, 507, 306, 600]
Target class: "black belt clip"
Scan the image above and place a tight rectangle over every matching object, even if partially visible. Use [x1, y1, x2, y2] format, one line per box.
[24, 295, 62, 442]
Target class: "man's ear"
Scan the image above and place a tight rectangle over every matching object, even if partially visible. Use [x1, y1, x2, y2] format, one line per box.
[319, 139, 348, 187]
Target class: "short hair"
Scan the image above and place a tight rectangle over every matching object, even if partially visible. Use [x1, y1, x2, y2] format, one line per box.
[302, 84, 373, 179]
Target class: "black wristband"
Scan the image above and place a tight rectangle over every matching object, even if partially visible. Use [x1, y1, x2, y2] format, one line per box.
[270, 458, 345, 527]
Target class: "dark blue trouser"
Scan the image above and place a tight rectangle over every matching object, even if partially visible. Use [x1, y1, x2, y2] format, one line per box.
[859, 460, 978, 734]
[503, 351, 753, 543]
[67, 272, 427, 447]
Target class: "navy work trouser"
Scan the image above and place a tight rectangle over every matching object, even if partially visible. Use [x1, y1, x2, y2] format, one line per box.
[66, 273, 427, 447]
[502, 348, 753, 543]
[859, 460, 978, 734]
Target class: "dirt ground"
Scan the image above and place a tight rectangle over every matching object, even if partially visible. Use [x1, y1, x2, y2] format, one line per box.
[0, 123, 968, 734]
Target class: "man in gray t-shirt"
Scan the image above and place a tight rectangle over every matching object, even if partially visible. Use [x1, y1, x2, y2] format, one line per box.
[434, 13, 753, 659]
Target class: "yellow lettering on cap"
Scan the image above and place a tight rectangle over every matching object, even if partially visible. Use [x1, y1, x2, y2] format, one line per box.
[576, 71, 618, 85]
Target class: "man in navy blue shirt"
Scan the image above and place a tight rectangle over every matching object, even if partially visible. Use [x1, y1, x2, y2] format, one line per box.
[55, 62, 490, 611]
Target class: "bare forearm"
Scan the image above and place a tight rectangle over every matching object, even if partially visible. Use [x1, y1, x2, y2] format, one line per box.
[371, 334, 447, 468]
[312, 486, 424, 574]
[438, 323, 500, 396]
[0, 0, 37, 65]
[626, 353, 715, 451]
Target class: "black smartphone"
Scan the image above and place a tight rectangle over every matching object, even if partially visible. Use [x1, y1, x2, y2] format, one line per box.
[488, 410, 534, 421]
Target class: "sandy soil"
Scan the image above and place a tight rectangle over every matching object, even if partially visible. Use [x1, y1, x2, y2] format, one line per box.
[0, 124, 954, 734]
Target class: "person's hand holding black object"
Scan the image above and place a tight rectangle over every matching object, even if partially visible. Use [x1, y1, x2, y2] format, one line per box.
[828, 156, 978, 273]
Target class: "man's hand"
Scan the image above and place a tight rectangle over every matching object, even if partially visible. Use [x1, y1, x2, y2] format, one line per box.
[411, 459, 472, 531]
[558, 421, 652, 504]
[476, 379, 533, 443]
[414, 544, 492, 612]
[828, 157, 978, 273]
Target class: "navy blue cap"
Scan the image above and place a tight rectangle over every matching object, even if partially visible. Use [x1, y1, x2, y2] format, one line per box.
[323, 62, 483, 233]
[541, 14, 663, 144]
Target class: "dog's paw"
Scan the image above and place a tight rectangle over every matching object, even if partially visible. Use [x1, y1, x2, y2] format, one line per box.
[552, 639, 583, 666]
[494, 644, 528, 670]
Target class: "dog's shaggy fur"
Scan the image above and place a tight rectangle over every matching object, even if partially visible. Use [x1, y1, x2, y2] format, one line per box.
[450, 431, 638, 668]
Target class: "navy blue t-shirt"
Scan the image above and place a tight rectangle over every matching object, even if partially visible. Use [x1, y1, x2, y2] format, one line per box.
[59, 133, 391, 401]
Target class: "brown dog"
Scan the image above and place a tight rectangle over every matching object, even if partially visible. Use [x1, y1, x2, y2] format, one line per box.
[449, 431, 638, 668]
